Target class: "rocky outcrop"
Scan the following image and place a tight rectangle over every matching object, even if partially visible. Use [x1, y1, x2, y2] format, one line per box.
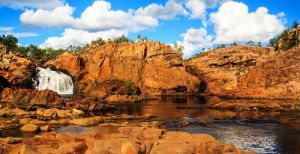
[277, 24, 300, 51]
[46, 52, 83, 77]
[2, 126, 253, 154]
[1, 88, 63, 109]
[231, 47, 300, 99]
[186, 46, 275, 96]
[48, 42, 200, 97]
[0, 44, 35, 90]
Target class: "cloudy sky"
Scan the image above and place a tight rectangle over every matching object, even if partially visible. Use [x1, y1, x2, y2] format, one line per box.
[0, 0, 299, 57]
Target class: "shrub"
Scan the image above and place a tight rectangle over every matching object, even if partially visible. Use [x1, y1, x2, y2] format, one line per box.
[127, 78, 137, 95]
[0, 34, 18, 51]
[113, 35, 133, 43]
[137, 34, 148, 42]
[173, 42, 184, 56]
[269, 23, 299, 50]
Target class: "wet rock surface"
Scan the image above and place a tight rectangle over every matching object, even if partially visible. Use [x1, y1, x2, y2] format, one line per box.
[1, 126, 253, 154]
[1, 88, 63, 109]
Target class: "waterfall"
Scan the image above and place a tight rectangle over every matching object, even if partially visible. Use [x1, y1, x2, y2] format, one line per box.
[34, 67, 74, 95]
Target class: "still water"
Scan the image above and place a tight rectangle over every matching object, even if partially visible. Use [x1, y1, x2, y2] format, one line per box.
[113, 96, 300, 154]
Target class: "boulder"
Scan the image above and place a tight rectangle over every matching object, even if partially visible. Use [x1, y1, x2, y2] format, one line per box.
[21, 124, 38, 132]
[69, 116, 103, 126]
[3, 126, 251, 154]
[1, 88, 63, 109]
[121, 141, 139, 154]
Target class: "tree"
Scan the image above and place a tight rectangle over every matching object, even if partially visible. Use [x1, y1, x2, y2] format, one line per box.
[217, 44, 226, 48]
[292, 21, 298, 28]
[230, 42, 237, 46]
[0, 34, 18, 51]
[91, 38, 105, 46]
[173, 42, 184, 55]
[137, 34, 148, 42]
[246, 40, 254, 46]
[113, 35, 132, 43]
[256, 42, 262, 46]
[26, 45, 44, 59]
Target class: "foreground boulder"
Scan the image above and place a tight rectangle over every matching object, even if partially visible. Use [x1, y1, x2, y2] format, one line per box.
[48, 42, 200, 97]
[186, 46, 275, 96]
[1, 88, 63, 109]
[2, 126, 253, 154]
[0, 44, 35, 90]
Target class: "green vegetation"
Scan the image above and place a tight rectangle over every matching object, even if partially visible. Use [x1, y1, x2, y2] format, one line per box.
[230, 42, 237, 46]
[0, 34, 135, 64]
[269, 22, 299, 50]
[111, 35, 133, 43]
[137, 34, 148, 42]
[246, 40, 255, 46]
[0, 34, 66, 63]
[0, 34, 18, 51]
[127, 78, 138, 95]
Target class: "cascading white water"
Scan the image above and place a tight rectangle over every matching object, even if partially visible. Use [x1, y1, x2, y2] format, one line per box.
[34, 67, 74, 95]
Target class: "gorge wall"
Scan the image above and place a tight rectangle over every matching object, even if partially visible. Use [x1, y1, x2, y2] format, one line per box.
[186, 46, 276, 96]
[47, 42, 200, 98]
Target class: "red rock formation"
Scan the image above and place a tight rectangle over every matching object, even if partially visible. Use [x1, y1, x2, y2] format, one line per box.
[0, 44, 35, 89]
[1, 126, 253, 154]
[46, 52, 83, 77]
[1, 88, 63, 109]
[48, 42, 200, 97]
[232, 47, 300, 99]
[186, 46, 275, 96]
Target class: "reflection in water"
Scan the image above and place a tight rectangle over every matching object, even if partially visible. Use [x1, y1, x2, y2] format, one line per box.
[114, 96, 300, 154]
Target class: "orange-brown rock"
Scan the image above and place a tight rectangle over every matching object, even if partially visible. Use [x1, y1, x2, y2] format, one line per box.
[186, 46, 275, 96]
[46, 52, 83, 77]
[1, 88, 63, 109]
[2, 126, 253, 154]
[0, 44, 35, 90]
[232, 47, 300, 99]
[48, 42, 200, 97]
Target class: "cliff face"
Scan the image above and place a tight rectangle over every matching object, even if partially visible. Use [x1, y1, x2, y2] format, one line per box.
[48, 42, 200, 97]
[186, 46, 276, 96]
[233, 47, 300, 99]
[0, 44, 35, 91]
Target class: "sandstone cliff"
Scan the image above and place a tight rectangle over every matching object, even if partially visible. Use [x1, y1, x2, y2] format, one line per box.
[186, 46, 276, 96]
[232, 46, 300, 99]
[47, 42, 200, 97]
[0, 44, 35, 91]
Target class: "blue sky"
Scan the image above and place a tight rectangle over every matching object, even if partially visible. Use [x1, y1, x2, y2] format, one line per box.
[0, 0, 299, 57]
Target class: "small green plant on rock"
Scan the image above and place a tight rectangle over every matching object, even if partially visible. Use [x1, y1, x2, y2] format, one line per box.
[127, 78, 137, 95]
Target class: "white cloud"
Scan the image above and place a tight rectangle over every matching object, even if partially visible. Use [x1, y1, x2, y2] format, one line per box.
[20, 5, 74, 28]
[135, 0, 188, 20]
[73, 1, 158, 31]
[185, 0, 206, 19]
[40, 29, 127, 49]
[20, 0, 188, 32]
[210, 1, 285, 44]
[0, 26, 14, 32]
[177, 28, 213, 58]
[6, 32, 38, 38]
[0, 26, 38, 38]
[0, 0, 64, 10]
